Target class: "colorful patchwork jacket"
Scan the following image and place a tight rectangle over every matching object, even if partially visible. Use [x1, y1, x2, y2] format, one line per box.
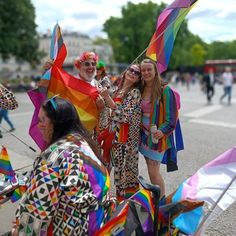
[15, 133, 110, 236]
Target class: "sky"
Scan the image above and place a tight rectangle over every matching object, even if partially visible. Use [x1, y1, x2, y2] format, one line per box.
[32, 0, 236, 43]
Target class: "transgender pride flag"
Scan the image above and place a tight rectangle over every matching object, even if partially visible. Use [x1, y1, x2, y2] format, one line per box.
[171, 147, 236, 235]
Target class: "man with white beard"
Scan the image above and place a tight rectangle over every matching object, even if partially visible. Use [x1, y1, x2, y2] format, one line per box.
[44, 51, 105, 111]
[73, 51, 105, 110]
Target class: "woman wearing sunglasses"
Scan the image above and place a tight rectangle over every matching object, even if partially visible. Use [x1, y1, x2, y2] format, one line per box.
[12, 97, 110, 236]
[139, 59, 183, 198]
[99, 64, 143, 202]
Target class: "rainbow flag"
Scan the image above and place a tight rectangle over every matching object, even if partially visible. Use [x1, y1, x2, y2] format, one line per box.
[94, 202, 129, 236]
[28, 23, 67, 150]
[48, 66, 99, 131]
[146, 0, 198, 74]
[0, 146, 15, 180]
[131, 189, 155, 221]
[0, 147, 24, 203]
[28, 24, 99, 150]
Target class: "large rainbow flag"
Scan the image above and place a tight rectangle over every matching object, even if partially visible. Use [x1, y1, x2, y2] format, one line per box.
[28, 24, 99, 150]
[146, 0, 198, 74]
[48, 66, 99, 131]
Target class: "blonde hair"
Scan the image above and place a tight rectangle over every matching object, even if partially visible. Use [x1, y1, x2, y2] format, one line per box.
[140, 59, 165, 102]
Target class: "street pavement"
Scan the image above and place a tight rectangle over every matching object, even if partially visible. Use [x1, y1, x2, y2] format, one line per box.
[0, 83, 236, 235]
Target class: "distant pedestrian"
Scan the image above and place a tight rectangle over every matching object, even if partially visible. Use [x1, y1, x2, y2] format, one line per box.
[220, 67, 233, 105]
[0, 83, 18, 138]
[203, 68, 215, 104]
[0, 109, 16, 132]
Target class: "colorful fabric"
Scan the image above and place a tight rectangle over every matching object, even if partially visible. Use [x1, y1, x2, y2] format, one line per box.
[140, 86, 178, 151]
[111, 88, 142, 200]
[28, 24, 100, 150]
[95, 186, 203, 236]
[28, 23, 67, 150]
[140, 86, 183, 170]
[170, 146, 236, 234]
[41, 23, 67, 82]
[0, 84, 18, 110]
[0, 146, 16, 180]
[0, 147, 25, 202]
[139, 100, 165, 161]
[94, 201, 129, 236]
[28, 88, 48, 150]
[15, 133, 110, 236]
[48, 67, 99, 132]
[146, 0, 198, 73]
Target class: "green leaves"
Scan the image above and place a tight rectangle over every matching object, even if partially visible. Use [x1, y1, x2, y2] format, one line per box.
[0, 0, 40, 64]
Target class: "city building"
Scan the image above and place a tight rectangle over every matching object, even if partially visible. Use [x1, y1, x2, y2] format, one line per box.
[0, 30, 114, 79]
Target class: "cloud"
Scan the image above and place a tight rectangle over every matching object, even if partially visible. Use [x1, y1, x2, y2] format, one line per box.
[72, 12, 98, 20]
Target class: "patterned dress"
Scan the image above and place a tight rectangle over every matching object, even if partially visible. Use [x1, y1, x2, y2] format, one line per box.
[15, 133, 110, 236]
[0, 84, 18, 110]
[111, 88, 142, 201]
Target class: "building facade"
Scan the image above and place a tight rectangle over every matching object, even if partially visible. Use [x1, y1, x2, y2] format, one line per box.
[0, 31, 114, 79]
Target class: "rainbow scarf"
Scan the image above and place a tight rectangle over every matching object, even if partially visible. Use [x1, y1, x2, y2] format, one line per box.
[146, 0, 198, 73]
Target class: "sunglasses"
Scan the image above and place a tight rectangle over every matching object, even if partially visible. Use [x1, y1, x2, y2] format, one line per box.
[82, 61, 96, 67]
[128, 67, 141, 76]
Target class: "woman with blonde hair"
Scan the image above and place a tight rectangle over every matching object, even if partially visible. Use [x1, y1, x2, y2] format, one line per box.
[139, 58, 183, 198]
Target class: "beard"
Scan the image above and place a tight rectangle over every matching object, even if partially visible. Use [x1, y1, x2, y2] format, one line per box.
[79, 70, 96, 82]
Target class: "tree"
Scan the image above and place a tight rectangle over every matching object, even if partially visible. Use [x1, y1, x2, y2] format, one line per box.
[103, 1, 236, 70]
[103, 1, 204, 69]
[103, 1, 165, 63]
[190, 43, 206, 65]
[0, 0, 41, 64]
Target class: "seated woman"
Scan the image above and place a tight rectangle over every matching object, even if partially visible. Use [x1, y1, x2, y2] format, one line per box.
[12, 97, 110, 236]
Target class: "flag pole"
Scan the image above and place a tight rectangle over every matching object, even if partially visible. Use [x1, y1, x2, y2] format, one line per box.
[0, 125, 36, 152]
[194, 174, 236, 235]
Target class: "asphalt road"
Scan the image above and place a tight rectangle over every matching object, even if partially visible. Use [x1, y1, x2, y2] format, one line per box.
[0, 83, 236, 235]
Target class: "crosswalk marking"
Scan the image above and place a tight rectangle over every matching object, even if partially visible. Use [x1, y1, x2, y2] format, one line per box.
[189, 119, 236, 128]
[11, 111, 33, 117]
[184, 105, 221, 118]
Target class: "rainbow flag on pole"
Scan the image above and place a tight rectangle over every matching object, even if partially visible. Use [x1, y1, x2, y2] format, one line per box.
[0, 146, 24, 203]
[146, 0, 198, 74]
[28, 23, 67, 150]
[28, 24, 99, 150]
[0, 146, 15, 180]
